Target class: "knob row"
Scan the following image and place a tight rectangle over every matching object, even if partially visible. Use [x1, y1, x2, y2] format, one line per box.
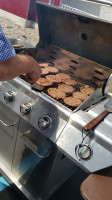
[3, 91, 51, 129]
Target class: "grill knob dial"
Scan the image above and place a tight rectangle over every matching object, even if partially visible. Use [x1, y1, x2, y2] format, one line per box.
[38, 116, 51, 129]
[4, 91, 15, 103]
[75, 144, 93, 161]
[20, 103, 32, 115]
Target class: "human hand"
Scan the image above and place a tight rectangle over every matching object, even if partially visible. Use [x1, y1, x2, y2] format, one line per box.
[25, 63, 42, 83]
[0, 54, 41, 82]
[18, 54, 42, 83]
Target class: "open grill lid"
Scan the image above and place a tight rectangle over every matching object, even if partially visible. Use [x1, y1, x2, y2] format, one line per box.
[36, 1, 112, 69]
[60, 0, 112, 23]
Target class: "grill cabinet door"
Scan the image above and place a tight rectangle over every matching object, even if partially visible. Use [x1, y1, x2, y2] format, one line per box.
[0, 102, 19, 171]
[12, 126, 56, 200]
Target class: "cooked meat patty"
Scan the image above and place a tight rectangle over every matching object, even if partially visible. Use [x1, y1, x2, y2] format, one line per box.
[63, 97, 82, 107]
[58, 84, 74, 93]
[35, 78, 53, 86]
[73, 91, 88, 101]
[39, 63, 49, 67]
[80, 87, 94, 95]
[63, 78, 78, 85]
[48, 88, 66, 99]
[56, 73, 71, 80]
[46, 67, 59, 73]
[46, 75, 62, 83]
[41, 68, 50, 75]
[41, 66, 59, 75]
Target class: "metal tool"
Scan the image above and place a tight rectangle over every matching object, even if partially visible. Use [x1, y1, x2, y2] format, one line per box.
[83, 98, 112, 131]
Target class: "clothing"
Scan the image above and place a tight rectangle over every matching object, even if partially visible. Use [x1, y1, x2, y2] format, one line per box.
[0, 26, 16, 62]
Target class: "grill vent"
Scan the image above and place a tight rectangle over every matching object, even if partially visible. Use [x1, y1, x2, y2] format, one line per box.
[71, 60, 78, 64]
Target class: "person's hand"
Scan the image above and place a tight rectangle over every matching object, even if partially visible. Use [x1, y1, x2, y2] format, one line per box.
[25, 65, 41, 83]
[0, 54, 42, 83]
[18, 54, 42, 83]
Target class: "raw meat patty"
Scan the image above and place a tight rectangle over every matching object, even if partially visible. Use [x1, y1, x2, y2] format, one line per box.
[73, 91, 88, 101]
[41, 68, 50, 75]
[39, 63, 49, 67]
[48, 88, 66, 99]
[56, 73, 71, 80]
[63, 97, 82, 107]
[35, 78, 53, 86]
[80, 87, 94, 95]
[63, 78, 78, 85]
[58, 84, 74, 93]
[46, 75, 62, 83]
[46, 67, 59, 73]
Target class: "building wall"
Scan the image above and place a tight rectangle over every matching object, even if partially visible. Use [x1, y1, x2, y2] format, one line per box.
[0, 0, 61, 26]
[0, 0, 30, 19]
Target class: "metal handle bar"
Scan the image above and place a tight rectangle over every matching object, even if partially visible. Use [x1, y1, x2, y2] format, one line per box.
[20, 134, 51, 159]
[0, 119, 17, 127]
[84, 0, 112, 7]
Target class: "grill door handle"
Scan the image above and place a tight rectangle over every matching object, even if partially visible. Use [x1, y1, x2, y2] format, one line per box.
[0, 119, 17, 127]
[20, 134, 51, 158]
[83, 110, 109, 131]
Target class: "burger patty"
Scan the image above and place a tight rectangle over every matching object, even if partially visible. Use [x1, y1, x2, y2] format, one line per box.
[63, 97, 82, 107]
[48, 88, 66, 99]
[41, 66, 59, 75]
[56, 73, 71, 80]
[63, 78, 78, 85]
[58, 84, 74, 93]
[35, 78, 53, 86]
[41, 68, 50, 75]
[80, 87, 94, 95]
[46, 75, 62, 83]
[46, 67, 59, 73]
[72, 91, 88, 101]
[39, 63, 49, 67]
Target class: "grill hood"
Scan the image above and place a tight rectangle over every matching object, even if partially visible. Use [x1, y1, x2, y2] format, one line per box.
[36, 1, 112, 69]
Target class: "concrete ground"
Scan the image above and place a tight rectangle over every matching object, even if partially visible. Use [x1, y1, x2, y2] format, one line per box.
[0, 16, 39, 46]
[0, 167, 88, 200]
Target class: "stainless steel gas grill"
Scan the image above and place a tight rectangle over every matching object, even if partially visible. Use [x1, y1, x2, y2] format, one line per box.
[0, 1, 112, 200]
[0, 78, 76, 200]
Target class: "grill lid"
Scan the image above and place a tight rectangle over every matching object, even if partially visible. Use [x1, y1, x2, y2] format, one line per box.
[60, 0, 112, 23]
[36, 1, 112, 68]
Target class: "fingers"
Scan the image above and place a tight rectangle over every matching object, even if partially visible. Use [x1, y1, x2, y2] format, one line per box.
[26, 65, 42, 83]
[25, 73, 38, 83]
[17, 54, 42, 83]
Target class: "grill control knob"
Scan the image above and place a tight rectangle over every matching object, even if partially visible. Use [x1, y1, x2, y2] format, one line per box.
[4, 91, 15, 103]
[38, 116, 51, 129]
[75, 144, 93, 161]
[20, 103, 32, 115]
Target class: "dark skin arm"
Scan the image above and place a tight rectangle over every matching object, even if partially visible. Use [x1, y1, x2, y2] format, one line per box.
[0, 54, 42, 83]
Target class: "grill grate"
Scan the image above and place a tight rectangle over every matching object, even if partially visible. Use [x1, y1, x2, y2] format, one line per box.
[31, 72, 94, 111]
[42, 88, 79, 111]
[20, 45, 111, 111]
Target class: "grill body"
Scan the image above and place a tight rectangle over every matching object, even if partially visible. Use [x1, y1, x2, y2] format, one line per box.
[0, 1, 112, 199]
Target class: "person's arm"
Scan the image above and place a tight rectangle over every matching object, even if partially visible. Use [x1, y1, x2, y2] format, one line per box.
[0, 26, 41, 83]
[0, 54, 41, 83]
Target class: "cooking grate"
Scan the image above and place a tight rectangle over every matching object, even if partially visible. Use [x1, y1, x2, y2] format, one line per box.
[20, 45, 110, 111]
[42, 87, 80, 111]
[48, 45, 110, 87]
[31, 73, 94, 111]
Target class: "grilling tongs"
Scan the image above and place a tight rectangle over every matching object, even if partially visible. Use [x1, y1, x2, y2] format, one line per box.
[83, 98, 112, 132]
